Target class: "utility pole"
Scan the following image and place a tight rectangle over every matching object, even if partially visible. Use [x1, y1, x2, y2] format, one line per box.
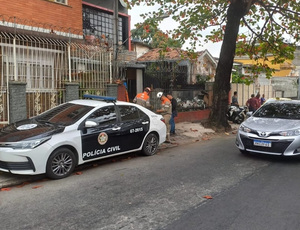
[113, 0, 119, 82]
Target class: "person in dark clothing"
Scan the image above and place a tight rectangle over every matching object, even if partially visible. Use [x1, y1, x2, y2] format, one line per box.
[246, 94, 259, 112]
[231, 91, 239, 107]
[167, 93, 177, 135]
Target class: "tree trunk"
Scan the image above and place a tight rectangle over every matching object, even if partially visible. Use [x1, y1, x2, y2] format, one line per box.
[209, 1, 249, 131]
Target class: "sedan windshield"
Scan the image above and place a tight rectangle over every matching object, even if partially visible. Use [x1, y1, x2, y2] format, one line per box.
[36, 103, 93, 126]
[254, 103, 300, 119]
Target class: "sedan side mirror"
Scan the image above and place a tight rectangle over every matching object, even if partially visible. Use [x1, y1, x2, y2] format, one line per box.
[246, 112, 253, 118]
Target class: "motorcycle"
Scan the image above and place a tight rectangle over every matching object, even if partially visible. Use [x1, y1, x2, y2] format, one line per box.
[227, 105, 248, 124]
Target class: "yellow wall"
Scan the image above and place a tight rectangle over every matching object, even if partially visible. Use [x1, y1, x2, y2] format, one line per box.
[234, 56, 294, 77]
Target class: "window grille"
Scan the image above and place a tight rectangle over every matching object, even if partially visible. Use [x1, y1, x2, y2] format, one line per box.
[82, 6, 128, 48]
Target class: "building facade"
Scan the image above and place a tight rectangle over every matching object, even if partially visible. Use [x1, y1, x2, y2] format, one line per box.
[0, 0, 138, 125]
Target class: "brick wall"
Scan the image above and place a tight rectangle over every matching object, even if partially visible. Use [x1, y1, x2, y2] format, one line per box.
[175, 110, 211, 123]
[0, 0, 83, 32]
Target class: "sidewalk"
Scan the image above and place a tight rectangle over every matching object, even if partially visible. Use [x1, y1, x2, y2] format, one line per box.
[0, 121, 239, 189]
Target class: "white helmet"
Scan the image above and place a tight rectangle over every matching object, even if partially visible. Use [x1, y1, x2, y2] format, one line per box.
[157, 92, 163, 99]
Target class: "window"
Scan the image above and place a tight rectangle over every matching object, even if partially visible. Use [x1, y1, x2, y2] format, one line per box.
[53, 0, 67, 4]
[254, 103, 300, 119]
[119, 106, 140, 121]
[82, 6, 129, 49]
[37, 103, 93, 126]
[88, 106, 117, 125]
[2, 45, 56, 91]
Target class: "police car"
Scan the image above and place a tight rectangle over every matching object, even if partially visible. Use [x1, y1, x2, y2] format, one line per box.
[0, 95, 166, 179]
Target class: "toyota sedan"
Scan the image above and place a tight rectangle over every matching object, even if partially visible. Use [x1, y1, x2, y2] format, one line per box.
[0, 95, 166, 179]
[236, 99, 300, 156]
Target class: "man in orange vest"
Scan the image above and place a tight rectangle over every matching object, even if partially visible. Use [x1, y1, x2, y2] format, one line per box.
[133, 87, 151, 108]
[156, 92, 172, 143]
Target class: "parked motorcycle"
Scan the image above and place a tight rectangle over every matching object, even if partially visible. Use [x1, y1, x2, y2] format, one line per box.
[227, 105, 248, 124]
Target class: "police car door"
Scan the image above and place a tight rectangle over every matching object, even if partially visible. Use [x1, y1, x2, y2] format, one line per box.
[80, 105, 122, 161]
[117, 105, 150, 151]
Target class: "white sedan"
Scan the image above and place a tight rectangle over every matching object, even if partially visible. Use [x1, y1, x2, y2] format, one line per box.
[0, 95, 166, 179]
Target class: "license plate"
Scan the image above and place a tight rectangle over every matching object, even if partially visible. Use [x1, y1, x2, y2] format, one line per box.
[253, 140, 271, 147]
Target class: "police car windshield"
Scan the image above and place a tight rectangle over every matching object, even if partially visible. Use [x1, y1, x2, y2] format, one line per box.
[253, 102, 300, 119]
[36, 103, 93, 126]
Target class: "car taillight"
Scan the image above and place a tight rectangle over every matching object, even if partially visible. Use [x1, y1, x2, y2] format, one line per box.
[161, 117, 165, 123]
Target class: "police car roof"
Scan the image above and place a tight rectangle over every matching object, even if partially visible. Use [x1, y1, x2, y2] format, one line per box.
[69, 99, 135, 107]
[69, 99, 114, 107]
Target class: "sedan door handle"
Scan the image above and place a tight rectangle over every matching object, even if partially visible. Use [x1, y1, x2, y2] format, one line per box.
[142, 121, 149, 125]
[112, 127, 121, 131]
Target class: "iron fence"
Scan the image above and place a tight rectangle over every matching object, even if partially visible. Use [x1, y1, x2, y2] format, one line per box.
[0, 31, 112, 124]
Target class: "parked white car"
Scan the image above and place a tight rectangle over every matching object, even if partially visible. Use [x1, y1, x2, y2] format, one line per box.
[0, 95, 166, 179]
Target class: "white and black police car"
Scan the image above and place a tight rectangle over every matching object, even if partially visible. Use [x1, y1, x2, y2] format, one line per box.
[0, 95, 166, 179]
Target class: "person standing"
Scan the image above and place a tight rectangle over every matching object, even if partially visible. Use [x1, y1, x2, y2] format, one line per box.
[231, 91, 239, 107]
[116, 79, 129, 102]
[167, 93, 177, 135]
[156, 92, 172, 143]
[133, 87, 151, 109]
[255, 93, 261, 108]
[260, 94, 266, 105]
[246, 94, 259, 112]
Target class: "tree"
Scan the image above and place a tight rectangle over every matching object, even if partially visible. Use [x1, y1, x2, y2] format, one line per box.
[129, 0, 300, 130]
[131, 21, 183, 48]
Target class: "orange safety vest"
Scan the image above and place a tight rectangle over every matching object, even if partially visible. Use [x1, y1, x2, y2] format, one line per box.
[134, 91, 150, 107]
[161, 97, 172, 115]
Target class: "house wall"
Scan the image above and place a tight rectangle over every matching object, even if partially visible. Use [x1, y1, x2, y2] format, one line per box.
[230, 83, 274, 106]
[0, 0, 83, 32]
[192, 54, 216, 84]
[133, 43, 151, 58]
[235, 55, 294, 78]
[175, 110, 210, 123]
[271, 77, 298, 98]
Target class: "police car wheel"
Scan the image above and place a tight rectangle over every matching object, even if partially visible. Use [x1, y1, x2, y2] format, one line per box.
[46, 148, 76, 179]
[142, 133, 159, 156]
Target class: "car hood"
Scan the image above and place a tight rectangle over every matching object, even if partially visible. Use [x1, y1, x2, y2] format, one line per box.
[243, 117, 300, 132]
[0, 119, 65, 142]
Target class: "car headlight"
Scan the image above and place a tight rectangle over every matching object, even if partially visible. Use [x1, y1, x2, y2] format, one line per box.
[0, 137, 51, 149]
[279, 129, 300, 136]
[239, 124, 251, 133]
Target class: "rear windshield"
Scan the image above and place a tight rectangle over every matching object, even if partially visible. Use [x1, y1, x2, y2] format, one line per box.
[36, 103, 93, 125]
[254, 103, 300, 119]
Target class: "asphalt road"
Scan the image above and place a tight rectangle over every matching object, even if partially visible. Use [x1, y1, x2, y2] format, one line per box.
[1, 135, 300, 230]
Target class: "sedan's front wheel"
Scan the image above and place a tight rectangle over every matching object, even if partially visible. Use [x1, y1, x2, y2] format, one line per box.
[46, 148, 76, 179]
[142, 133, 159, 156]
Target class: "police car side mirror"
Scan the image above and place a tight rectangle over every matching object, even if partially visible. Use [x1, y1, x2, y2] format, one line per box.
[85, 120, 98, 128]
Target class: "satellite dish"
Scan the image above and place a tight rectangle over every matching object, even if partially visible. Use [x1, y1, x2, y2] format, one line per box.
[119, 0, 127, 7]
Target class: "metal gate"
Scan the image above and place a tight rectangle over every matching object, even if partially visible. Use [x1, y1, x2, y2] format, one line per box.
[0, 32, 111, 123]
[143, 61, 188, 92]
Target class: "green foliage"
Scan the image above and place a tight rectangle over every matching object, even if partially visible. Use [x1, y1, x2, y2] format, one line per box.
[129, 0, 300, 75]
[196, 74, 210, 85]
[231, 69, 246, 84]
[131, 20, 183, 48]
